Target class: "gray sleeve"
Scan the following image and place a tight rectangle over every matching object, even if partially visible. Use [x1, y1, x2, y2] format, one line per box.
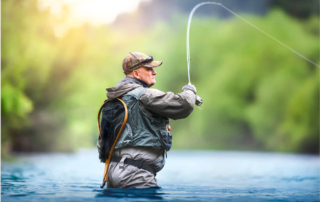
[139, 88, 196, 120]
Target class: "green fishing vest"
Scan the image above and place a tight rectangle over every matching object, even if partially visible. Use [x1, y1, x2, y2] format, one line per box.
[112, 87, 172, 150]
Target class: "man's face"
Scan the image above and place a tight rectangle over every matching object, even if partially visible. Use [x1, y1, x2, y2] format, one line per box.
[134, 67, 157, 87]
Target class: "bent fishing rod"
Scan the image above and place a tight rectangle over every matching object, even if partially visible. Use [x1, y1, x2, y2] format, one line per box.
[186, 2, 320, 87]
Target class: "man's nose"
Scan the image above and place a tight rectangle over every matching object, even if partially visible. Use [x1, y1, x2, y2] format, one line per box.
[152, 69, 157, 75]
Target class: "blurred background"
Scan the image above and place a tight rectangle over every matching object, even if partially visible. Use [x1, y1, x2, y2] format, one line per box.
[2, 0, 319, 158]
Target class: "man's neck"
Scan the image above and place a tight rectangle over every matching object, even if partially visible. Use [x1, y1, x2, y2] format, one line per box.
[125, 76, 149, 88]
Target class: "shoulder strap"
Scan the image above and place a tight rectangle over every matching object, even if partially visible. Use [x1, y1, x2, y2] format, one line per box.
[125, 87, 148, 99]
[97, 87, 146, 137]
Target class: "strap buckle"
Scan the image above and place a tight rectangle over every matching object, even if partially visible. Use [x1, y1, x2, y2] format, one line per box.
[137, 161, 143, 169]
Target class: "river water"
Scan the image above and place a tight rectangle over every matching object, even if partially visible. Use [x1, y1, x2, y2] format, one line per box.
[2, 149, 319, 201]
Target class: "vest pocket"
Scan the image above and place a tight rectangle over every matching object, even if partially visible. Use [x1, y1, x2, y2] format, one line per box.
[115, 123, 133, 148]
[160, 130, 173, 151]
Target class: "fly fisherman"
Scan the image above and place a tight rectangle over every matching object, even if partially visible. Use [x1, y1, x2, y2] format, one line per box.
[97, 52, 197, 188]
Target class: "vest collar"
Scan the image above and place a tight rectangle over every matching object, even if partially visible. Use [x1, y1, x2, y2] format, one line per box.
[116, 77, 149, 88]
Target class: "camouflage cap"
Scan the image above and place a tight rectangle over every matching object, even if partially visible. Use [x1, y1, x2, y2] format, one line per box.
[122, 52, 163, 75]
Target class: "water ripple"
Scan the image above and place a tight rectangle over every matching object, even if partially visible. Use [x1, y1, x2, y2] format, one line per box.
[1, 149, 319, 202]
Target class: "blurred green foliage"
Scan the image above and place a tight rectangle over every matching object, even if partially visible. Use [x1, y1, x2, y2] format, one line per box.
[270, 0, 319, 19]
[1, 0, 319, 155]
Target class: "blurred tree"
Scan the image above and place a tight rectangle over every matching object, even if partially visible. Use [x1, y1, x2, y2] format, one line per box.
[2, 0, 93, 153]
[270, 0, 319, 19]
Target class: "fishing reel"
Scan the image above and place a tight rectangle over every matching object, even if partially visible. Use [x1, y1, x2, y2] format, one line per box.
[196, 95, 203, 106]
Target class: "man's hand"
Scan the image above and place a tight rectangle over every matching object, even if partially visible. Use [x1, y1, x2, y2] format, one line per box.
[182, 85, 203, 106]
[182, 84, 197, 94]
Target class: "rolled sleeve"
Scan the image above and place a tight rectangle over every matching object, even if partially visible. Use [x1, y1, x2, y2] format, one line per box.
[139, 89, 196, 120]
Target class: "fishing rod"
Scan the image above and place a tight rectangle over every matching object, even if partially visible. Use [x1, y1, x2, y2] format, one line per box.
[186, 2, 320, 86]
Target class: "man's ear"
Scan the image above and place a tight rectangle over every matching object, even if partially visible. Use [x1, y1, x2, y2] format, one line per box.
[132, 70, 140, 79]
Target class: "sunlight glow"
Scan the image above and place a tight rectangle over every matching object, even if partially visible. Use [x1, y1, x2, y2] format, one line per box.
[39, 0, 150, 25]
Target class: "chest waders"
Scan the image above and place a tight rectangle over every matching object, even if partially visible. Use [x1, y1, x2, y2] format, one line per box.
[97, 98, 128, 189]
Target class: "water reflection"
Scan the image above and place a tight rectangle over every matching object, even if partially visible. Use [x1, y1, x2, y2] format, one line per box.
[96, 186, 164, 200]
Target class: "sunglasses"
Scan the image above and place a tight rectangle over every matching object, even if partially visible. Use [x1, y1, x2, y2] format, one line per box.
[130, 55, 153, 71]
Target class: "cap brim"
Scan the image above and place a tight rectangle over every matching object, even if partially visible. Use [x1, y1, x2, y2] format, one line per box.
[142, 61, 163, 68]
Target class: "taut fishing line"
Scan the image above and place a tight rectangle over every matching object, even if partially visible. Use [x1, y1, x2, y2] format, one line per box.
[187, 2, 320, 85]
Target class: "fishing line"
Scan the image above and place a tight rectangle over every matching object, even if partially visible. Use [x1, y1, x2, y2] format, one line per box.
[187, 2, 320, 85]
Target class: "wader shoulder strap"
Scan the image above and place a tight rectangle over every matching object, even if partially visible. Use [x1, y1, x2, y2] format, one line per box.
[97, 98, 128, 188]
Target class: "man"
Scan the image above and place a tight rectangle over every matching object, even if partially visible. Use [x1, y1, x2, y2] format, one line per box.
[98, 52, 197, 188]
